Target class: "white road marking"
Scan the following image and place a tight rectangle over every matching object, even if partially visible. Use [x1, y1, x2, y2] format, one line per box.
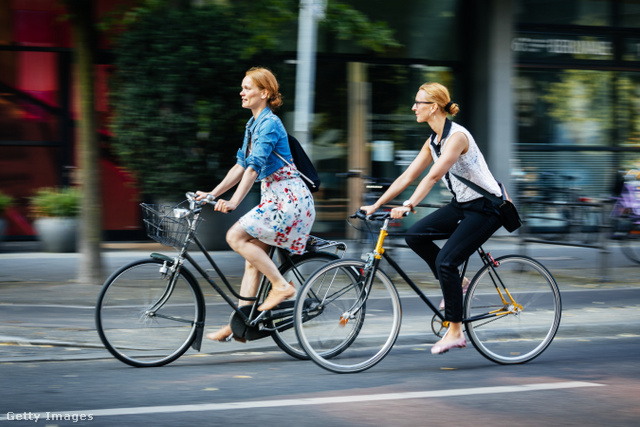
[0, 381, 603, 421]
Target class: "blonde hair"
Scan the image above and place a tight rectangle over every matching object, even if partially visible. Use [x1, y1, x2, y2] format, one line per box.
[246, 67, 283, 110]
[418, 82, 459, 116]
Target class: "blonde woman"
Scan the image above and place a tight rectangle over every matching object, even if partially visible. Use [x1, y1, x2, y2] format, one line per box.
[361, 82, 503, 355]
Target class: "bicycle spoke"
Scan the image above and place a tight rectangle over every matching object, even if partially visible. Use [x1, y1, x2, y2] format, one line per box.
[295, 260, 402, 373]
[465, 255, 561, 364]
[96, 259, 200, 367]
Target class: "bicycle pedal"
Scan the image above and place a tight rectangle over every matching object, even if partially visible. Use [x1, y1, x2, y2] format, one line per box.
[339, 316, 349, 327]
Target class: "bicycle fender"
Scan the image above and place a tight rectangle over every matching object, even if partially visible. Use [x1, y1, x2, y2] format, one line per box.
[149, 253, 207, 352]
[150, 252, 173, 263]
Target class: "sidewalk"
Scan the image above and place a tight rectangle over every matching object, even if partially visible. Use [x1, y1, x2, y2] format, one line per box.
[0, 237, 638, 363]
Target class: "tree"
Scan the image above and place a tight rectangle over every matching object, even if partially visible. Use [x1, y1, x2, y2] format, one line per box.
[109, 0, 400, 200]
[63, 0, 103, 285]
[109, 4, 252, 200]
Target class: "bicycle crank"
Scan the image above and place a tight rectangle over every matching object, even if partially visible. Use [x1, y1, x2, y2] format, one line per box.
[229, 306, 271, 341]
[431, 314, 448, 338]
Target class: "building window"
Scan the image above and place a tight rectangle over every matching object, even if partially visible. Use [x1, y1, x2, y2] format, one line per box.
[516, 0, 613, 26]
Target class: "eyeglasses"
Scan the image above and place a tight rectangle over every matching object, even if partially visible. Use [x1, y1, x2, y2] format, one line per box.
[414, 101, 434, 105]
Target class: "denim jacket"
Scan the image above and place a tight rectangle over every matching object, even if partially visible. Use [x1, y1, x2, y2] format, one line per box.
[236, 107, 292, 181]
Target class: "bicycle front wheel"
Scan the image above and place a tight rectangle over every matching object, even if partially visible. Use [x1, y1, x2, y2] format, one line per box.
[464, 255, 561, 365]
[294, 259, 402, 373]
[269, 252, 341, 360]
[616, 217, 640, 264]
[96, 258, 203, 367]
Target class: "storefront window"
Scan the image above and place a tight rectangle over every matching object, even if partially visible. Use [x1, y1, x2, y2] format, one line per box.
[514, 68, 616, 196]
[623, 38, 640, 62]
[617, 72, 640, 153]
[621, 2, 640, 28]
[329, 0, 462, 61]
[516, 0, 612, 26]
[516, 69, 613, 146]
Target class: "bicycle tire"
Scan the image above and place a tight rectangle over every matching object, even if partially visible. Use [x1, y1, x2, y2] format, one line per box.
[96, 258, 204, 367]
[268, 252, 341, 360]
[294, 259, 402, 373]
[464, 255, 561, 365]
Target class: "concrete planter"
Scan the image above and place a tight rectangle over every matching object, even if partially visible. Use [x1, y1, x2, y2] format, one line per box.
[34, 217, 78, 252]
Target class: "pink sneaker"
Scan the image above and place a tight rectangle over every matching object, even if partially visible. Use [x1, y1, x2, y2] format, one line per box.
[439, 277, 471, 310]
[431, 335, 467, 354]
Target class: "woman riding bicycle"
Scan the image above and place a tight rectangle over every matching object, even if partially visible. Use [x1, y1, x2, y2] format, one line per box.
[361, 82, 503, 355]
[196, 67, 315, 342]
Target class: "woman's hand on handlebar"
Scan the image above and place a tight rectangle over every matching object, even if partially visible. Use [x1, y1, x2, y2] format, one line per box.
[194, 191, 215, 203]
[358, 204, 410, 220]
[360, 205, 377, 216]
[390, 206, 412, 219]
[214, 198, 236, 213]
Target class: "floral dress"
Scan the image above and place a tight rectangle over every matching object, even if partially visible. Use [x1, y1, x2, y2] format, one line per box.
[239, 164, 315, 255]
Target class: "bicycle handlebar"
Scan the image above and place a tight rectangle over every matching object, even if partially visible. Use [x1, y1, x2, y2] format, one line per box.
[350, 210, 408, 221]
[185, 192, 217, 211]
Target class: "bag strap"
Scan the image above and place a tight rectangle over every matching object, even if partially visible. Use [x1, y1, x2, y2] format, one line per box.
[451, 173, 503, 205]
[274, 151, 316, 188]
[248, 124, 317, 190]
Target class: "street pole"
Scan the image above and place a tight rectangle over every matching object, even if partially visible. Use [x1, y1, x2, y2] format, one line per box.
[294, 0, 326, 159]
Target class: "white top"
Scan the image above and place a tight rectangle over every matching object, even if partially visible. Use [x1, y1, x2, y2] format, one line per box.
[429, 120, 502, 203]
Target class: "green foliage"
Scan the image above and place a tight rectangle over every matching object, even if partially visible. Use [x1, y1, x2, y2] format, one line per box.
[324, 1, 402, 53]
[108, 0, 400, 199]
[0, 191, 13, 216]
[541, 70, 613, 145]
[225, 0, 401, 55]
[30, 188, 80, 218]
[109, 4, 251, 199]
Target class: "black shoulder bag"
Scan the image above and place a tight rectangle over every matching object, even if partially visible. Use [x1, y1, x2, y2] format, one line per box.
[274, 134, 321, 193]
[451, 173, 522, 233]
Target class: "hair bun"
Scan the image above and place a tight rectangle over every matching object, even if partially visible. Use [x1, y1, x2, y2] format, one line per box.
[444, 101, 453, 113]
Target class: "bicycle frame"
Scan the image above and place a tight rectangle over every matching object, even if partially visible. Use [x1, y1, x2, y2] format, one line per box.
[363, 214, 522, 326]
[148, 202, 345, 350]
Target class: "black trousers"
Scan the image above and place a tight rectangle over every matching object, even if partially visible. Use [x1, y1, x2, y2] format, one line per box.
[405, 198, 502, 322]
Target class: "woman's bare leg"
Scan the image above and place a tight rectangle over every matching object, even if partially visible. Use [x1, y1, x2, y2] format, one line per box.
[226, 223, 289, 290]
[238, 256, 265, 307]
[207, 225, 281, 341]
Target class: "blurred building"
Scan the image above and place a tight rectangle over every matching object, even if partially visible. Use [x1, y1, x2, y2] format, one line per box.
[1, 0, 640, 239]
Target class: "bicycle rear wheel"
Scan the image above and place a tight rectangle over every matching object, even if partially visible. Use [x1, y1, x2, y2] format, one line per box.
[294, 259, 402, 373]
[464, 255, 561, 364]
[96, 258, 203, 367]
[268, 252, 341, 360]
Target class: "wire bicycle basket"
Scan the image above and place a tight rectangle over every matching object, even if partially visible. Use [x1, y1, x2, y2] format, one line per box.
[141, 203, 202, 249]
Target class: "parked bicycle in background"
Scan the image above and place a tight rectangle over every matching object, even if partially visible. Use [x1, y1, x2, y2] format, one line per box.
[519, 171, 601, 244]
[610, 169, 640, 263]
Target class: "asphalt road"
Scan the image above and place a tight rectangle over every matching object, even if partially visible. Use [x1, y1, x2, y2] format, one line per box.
[0, 326, 638, 426]
[1, 238, 639, 426]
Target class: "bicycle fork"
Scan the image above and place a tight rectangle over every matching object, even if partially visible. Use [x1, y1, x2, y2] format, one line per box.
[340, 218, 391, 326]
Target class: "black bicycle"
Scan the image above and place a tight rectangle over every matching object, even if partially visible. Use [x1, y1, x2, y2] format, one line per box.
[95, 192, 345, 367]
[294, 210, 562, 373]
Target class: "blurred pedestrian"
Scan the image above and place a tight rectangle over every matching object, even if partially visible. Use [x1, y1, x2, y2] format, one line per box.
[196, 67, 315, 342]
[360, 82, 503, 355]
